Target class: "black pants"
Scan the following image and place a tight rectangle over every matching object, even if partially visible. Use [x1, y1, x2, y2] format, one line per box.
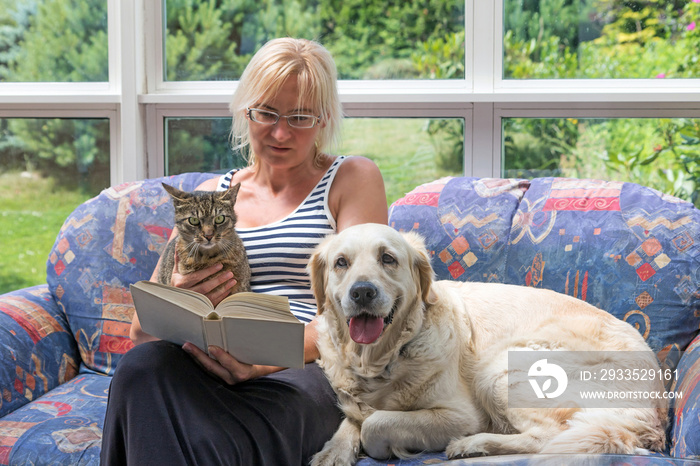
[100, 340, 343, 466]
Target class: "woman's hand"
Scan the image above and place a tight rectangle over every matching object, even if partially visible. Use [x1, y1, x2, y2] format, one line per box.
[181, 316, 320, 384]
[132, 248, 238, 345]
[182, 343, 280, 385]
[170, 251, 237, 308]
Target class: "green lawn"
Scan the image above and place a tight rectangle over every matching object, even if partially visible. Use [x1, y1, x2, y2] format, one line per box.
[0, 172, 93, 294]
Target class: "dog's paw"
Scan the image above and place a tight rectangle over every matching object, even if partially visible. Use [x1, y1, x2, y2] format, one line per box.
[360, 435, 392, 460]
[445, 435, 491, 459]
[310, 446, 358, 466]
[360, 412, 397, 460]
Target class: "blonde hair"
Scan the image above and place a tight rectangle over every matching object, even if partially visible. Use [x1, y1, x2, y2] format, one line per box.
[230, 38, 343, 168]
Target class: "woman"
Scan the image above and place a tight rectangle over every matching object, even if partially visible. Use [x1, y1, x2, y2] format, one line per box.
[101, 38, 388, 465]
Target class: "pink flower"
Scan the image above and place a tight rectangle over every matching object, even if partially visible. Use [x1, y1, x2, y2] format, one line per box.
[656, 73, 666, 78]
[694, 0, 700, 4]
[688, 22, 696, 31]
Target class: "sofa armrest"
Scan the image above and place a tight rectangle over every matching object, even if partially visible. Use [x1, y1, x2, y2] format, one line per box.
[0, 285, 80, 418]
[671, 333, 700, 458]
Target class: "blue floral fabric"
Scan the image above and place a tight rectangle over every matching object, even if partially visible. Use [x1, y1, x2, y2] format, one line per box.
[1, 174, 698, 465]
[390, 177, 700, 355]
[46, 172, 217, 376]
[0, 173, 216, 465]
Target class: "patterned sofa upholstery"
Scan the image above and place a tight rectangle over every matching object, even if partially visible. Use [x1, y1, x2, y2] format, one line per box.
[0, 173, 698, 465]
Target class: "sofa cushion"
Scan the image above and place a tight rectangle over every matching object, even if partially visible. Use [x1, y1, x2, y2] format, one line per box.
[389, 177, 700, 356]
[0, 285, 79, 419]
[0, 373, 109, 466]
[46, 173, 218, 375]
[504, 178, 700, 354]
[390, 177, 528, 283]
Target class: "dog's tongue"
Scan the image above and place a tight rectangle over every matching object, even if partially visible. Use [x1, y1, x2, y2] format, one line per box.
[349, 314, 384, 344]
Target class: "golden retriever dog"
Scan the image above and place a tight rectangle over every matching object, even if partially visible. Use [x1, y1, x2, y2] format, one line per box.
[308, 223, 668, 465]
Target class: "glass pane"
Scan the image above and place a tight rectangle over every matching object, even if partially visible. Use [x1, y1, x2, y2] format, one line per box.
[0, 118, 110, 293]
[503, 0, 700, 79]
[340, 118, 464, 205]
[164, 117, 465, 206]
[0, 0, 108, 82]
[165, 117, 247, 175]
[163, 0, 465, 81]
[502, 117, 700, 207]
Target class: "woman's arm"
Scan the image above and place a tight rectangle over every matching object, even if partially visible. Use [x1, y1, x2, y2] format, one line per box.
[330, 156, 389, 231]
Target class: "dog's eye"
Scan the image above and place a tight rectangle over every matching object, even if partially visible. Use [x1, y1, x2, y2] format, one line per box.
[335, 257, 348, 268]
[381, 253, 397, 265]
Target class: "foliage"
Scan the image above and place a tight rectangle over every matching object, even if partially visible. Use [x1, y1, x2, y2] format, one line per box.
[503, 118, 580, 177]
[164, 0, 323, 81]
[1, 118, 110, 195]
[504, 117, 700, 207]
[5, 0, 107, 82]
[504, 0, 700, 79]
[412, 31, 465, 79]
[319, 0, 464, 79]
[166, 118, 246, 174]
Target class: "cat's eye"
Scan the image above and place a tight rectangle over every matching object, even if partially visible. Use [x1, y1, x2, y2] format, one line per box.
[214, 215, 226, 225]
[188, 217, 200, 226]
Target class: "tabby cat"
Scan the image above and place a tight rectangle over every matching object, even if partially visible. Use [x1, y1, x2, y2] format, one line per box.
[158, 183, 251, 296]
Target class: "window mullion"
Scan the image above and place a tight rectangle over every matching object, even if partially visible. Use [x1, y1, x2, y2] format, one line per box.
[115, 0, 146, 185]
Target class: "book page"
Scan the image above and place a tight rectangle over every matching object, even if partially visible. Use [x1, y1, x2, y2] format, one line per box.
[216, 292, 297, 322]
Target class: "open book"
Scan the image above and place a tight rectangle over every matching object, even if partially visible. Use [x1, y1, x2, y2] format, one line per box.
[130, 281, 305, 369]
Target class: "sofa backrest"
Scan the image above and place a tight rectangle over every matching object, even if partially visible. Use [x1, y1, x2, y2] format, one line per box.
[389, 177, 700, 357]
[47, 173, 218, 375]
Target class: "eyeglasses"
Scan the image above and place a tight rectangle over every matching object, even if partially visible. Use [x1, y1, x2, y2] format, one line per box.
[247, 108, 321, 129]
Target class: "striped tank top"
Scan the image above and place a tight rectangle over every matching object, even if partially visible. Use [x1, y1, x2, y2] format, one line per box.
[217, 156, 345, 323]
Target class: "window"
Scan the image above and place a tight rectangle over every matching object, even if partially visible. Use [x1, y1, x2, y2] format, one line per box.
[503, 117, 699, 205]
[1, 0, 698, 292]
[0, 117, 110, 293]
[503, 0, 700, 79]
[162, 0, 466, 81]
[0, 0, 108, 83]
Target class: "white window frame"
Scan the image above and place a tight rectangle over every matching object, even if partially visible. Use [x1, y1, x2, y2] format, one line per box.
[0, 0, 698, 188]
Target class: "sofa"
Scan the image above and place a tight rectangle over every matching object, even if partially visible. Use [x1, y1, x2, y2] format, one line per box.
[0, 173, 698, 465]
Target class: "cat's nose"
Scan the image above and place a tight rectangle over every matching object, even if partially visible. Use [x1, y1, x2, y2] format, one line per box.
[204, 234, 214, 242]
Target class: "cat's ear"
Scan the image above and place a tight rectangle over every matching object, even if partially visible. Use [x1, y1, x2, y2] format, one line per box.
[161, 183, 188, 201]
[222, 183, 242, 203]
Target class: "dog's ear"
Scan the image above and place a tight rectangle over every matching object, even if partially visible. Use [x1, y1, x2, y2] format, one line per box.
[402, 231, 437, 305]
[308, 236, 331, 315]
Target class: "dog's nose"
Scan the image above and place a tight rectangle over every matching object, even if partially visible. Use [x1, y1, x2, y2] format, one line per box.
[350, 282, 378, 306]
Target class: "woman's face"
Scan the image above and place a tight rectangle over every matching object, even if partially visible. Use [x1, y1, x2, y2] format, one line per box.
[247, 75, 323, 169]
